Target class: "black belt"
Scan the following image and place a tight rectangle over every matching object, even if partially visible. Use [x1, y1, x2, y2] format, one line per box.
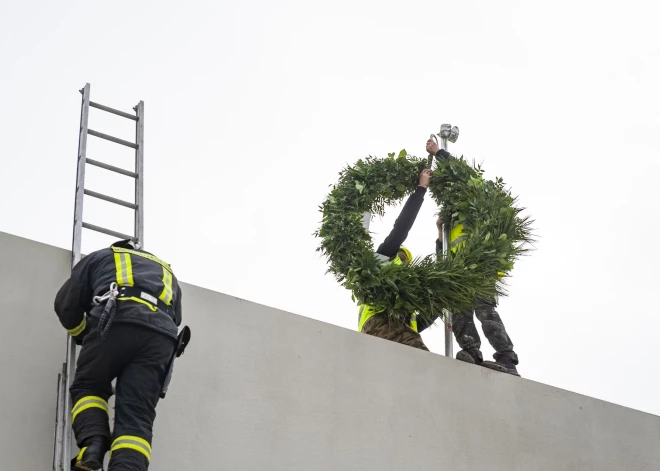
[118, 286, 175, 318]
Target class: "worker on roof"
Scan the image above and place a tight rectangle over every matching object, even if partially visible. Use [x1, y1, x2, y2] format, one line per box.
[427, 138, 520, 377]
[54, 239, 188, 471]
[357, 165, 433, 351]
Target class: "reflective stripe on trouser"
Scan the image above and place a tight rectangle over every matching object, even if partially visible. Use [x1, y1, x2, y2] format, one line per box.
[111, 435, 152, 462]
[72, 396, 109, 423]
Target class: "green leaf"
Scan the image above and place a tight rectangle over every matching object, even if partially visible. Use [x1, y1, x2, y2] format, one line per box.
[355, 182, 365, 193]
[395, 184, 405, 192]
[499, 234, 507, 240]
[398, 149, 407, 158]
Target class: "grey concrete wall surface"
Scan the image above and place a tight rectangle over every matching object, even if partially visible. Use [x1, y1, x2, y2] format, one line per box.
[1, 230, 659, 471]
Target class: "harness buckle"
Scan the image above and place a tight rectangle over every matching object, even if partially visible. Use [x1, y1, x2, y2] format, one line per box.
[93, 282, 119, 306]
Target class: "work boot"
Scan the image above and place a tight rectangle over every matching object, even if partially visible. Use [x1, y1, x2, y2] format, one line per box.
[71, 437, 108, 471]
[455, 349, 477, 364]
[457, 349, 508, 373]
[496, 358, 521, 377]
[480, 361, 509, 373]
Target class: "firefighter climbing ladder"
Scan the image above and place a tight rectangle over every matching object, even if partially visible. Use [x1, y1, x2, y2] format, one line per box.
[52, 83, 145, 471]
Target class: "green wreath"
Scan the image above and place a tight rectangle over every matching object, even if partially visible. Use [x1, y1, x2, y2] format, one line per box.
[314, 149, 535, 327]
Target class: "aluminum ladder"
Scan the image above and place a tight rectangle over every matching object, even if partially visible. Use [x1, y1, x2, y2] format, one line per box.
[52, 83, 145, 471]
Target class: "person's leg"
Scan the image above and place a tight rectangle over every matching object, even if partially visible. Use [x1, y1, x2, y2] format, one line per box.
[474, 302, 520, 376]
[362, 314, 429, 351]
[69, 320, 129, 470]
[451, 308, 483, 363]
[108, 327, 175, 471]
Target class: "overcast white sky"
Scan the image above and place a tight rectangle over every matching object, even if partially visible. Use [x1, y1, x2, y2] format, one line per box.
[1, 1, 659, 416]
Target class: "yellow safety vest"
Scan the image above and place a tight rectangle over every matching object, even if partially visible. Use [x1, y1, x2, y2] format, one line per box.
[357, 254, 418, 333]
[449, 223, 505, 278]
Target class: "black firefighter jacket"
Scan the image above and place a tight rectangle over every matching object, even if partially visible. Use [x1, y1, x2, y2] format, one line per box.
[54, 245, 183, 342]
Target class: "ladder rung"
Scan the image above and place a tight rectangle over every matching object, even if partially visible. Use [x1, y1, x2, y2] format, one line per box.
[89, 101, 138, 121]
[84, 189, 137, 209]
[86, 158, 137, 178]
[88, 129, 138, 149]
[82, 222, 133, 240]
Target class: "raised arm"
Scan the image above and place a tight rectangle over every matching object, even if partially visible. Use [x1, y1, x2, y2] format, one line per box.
[376, 168, 432, 258]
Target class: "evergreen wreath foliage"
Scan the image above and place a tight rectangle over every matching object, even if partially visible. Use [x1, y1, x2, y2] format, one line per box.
[314, 149, 535, 326]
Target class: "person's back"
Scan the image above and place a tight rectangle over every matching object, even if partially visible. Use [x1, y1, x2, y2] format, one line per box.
[54, 239, 184, 471]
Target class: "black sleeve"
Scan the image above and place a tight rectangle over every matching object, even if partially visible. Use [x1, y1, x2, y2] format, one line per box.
[376, 186, 427, 258]
[435, 149, 456, 162]
[53, 252, 99, 331]
[173, 284, 183, 327]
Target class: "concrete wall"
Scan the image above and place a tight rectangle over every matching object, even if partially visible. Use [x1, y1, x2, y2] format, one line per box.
[1, 230, 659, 471]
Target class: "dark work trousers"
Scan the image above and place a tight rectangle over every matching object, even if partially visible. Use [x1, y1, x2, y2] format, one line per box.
[452, 301, 519, 365]
[70, 320, 175, 471]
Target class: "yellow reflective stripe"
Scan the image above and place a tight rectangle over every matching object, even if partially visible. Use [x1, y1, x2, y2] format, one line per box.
[450, 223, 467, 253]
[112, 247, 173, 274]
[118, 296, 158, 312]
[159, 267, 173, 306]
[76, 447, 87, 463]
[114, 253, 134, 287]
[67, 316, 87, 336]
[409, 313, 418, 333]
[358, 304, 382, 332]
[124, 254, 134, 286]
[72, 396, 108, 423]
[111, 435, 151, 461]
[114, 253, 123, 284]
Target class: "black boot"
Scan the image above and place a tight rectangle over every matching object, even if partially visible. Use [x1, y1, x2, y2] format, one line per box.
[456, 349, 477, 364]
[457, 349, 508, 373]
[496, 358, 521, 377]
[480, 360, 509, 373]
[71, 437, 108, 471]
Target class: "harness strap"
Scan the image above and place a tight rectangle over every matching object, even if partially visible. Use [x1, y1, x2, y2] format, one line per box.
[117, 286, 175, 318]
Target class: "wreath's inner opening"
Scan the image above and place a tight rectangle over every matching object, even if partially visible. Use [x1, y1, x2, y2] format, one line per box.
[366, 201, 442, 263]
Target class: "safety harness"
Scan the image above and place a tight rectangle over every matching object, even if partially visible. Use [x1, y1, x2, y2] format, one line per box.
[92, 283, 176, 340]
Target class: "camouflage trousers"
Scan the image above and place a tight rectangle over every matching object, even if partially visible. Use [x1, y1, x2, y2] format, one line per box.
[453, 301, 518, 364]
[361, 314, 429, 351]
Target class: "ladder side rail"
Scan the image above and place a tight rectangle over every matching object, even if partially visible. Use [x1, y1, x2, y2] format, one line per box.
[58, 82, 92, 471]
[134, 101, 145, 246]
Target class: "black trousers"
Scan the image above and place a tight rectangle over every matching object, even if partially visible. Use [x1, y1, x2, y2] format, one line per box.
[452, 301, 519, 364]
[70, 321, 175, 471]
